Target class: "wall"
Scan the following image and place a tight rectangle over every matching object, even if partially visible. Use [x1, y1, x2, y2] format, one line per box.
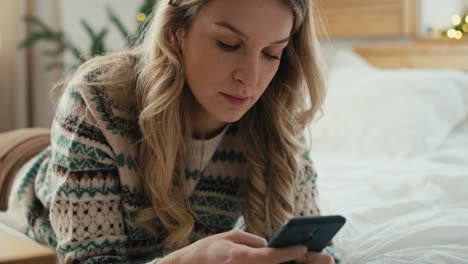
[19, 0, 141, 128]
[30, 0, 62, 128]
[0, 0, 19, 131]
[60, 0, 468, 53]
[61, 0, 141, 66]
[420, 0, 467, 35]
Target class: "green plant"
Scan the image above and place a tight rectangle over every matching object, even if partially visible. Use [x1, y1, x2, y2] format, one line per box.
[18, 0, 157, 71]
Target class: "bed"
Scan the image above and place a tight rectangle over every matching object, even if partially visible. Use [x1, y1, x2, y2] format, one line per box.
[310, 47, 468, 263]
[310, 1, 468, 263]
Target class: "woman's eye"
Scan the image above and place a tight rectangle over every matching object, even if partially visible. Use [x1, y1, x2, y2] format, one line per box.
[263, 52, 280, 61]
[217, 41, 239, 51]
[217, 41, 281, 61]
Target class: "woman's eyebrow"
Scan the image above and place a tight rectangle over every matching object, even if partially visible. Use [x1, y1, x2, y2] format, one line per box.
[213, 21, 290, 44]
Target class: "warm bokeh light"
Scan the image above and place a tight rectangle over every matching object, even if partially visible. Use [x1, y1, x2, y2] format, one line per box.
[455, 30, 463, 39]
[451, 14, 462, 26]
[463, 24, 468, 33]
[137, 13, 147, 22]
[447, 28, 457, 38]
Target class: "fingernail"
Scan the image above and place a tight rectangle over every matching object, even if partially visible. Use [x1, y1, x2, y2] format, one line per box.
[299, 245, 308, 253]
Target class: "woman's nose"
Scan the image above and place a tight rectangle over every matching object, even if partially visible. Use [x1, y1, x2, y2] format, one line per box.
[234, 54, 260, 88]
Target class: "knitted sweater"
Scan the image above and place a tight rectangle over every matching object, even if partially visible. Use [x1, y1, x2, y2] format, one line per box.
[8, 67, 335, 263]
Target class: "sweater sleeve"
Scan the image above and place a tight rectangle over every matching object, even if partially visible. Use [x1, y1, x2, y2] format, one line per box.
[294, 151, 341, 263]
[48, 83, 130, 263]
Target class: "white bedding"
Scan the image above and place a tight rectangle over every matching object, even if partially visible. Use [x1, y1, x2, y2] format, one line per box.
[312, 51, 468, 264]
[317, 150, 468, 263]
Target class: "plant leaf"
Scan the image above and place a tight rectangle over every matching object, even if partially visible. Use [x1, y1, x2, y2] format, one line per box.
[81, 19, 97, 38]
[107, 6, 130, 37]
[91, 29, 108, 56]
[23, 16, 53, 35]
[18, 32, 49, 47]
[42, 46, 65, 56]
[45, 61, 65, 71]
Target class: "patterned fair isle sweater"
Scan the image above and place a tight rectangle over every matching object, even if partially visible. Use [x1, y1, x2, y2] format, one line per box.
[7, 67, 337, 263]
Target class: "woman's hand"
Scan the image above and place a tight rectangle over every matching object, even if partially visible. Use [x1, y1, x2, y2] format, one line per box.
[295, 252, 335, 264]
[160, 229, 308, 264]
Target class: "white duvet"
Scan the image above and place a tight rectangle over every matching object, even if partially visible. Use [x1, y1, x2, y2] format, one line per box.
[317, 149, 468, 263]
[311, 51, 468, 264]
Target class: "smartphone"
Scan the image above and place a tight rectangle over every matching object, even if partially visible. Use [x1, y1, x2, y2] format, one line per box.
[268, 215, 346, 253]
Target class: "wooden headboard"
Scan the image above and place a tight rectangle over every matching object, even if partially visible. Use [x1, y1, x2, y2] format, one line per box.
[315, 0, 468, 72]
[353, 41, 468, 71]
[316, 0, 419, 38]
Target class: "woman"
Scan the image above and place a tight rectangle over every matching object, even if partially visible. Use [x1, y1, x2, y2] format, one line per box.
[0, 0, 336, 263]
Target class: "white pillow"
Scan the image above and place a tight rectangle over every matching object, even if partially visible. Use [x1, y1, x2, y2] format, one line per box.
[309, 51, 468, 158]
[327, 49, 371, 71]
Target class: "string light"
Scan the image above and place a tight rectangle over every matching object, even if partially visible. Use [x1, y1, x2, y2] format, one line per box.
[137, 12, 147, 22]
[438, 12, 468, 40]
[447, 28, 457, 38]
[452, 14, 462, 26]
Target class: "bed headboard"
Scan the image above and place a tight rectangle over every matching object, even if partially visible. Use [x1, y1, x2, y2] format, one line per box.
[316, 0, 468, 72]
[315, 0, 419, 38]
[352, 42, 468, 71]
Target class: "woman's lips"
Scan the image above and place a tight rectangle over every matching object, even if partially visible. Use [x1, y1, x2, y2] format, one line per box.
[221, 93, 250, 106]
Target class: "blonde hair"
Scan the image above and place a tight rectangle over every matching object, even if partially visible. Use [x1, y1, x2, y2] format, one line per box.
[52, 0, 325, 250]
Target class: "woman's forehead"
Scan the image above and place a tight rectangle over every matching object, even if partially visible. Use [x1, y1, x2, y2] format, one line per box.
[196, 0, 294, 43]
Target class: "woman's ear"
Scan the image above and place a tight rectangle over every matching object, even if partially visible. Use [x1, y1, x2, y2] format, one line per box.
[173, 29, 186, 52]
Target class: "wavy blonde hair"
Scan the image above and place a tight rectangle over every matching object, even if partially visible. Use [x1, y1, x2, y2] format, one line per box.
[53, 0, 326, 251]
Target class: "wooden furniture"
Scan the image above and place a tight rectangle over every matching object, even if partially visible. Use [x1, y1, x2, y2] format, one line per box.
[0, 231, 56, 264]
[353, 41, 468, 71]
[315, 0, 419, 38]
[316, 0, 468, 71]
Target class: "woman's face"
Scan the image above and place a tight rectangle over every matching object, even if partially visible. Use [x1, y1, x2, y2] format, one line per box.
[177, 0, 294, 134]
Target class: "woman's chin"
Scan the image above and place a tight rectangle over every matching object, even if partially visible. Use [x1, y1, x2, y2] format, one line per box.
[216, 112, 246, 123]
